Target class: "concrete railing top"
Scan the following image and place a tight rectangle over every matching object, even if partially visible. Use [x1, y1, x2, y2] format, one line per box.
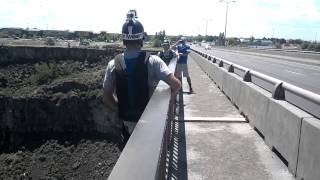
[108, 57, 177, 180]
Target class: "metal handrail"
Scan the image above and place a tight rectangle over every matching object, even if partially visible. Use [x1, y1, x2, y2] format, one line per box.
[283, 83, 320, 106]
[109, 57, 177, 180]
[192, 48, 320, 112]
[250, 70, 281, 85]
[208, 55, 248, 73]
[231, 63, 247, 72]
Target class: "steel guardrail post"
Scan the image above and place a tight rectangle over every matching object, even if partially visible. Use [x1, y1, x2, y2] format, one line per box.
[212, 57, 217, 63]
[243, 70, 252, 82]
[228, 64, 234, 73]
[272, 82, 285, 100]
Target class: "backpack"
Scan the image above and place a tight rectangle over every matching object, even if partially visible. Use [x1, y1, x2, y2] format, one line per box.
[113, 51, 150, 122]
[159, 50, 174, 65]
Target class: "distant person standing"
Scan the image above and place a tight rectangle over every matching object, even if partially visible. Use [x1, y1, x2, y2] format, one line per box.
[158, 39, 177, 65]
[175, 37, 193, 93]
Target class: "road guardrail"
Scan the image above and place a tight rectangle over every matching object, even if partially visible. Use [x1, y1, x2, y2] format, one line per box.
[192, 48, 320, 180]
[193, 48, 320, 117]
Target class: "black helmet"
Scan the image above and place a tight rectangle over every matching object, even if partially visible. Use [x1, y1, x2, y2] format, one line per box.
[162, 38, 170, 46]
[122, 11, 144, 41]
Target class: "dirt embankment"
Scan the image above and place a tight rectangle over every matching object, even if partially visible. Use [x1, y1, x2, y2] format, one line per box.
[0, 46, 124, 179]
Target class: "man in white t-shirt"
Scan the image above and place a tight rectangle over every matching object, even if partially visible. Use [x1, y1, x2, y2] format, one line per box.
[103, 10, 181, 147]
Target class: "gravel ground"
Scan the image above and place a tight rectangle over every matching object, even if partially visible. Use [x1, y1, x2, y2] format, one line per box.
[0, 135, 121, 179]
[0, 45, 123, 179]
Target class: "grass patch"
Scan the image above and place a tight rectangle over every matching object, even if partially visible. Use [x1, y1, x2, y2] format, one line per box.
[29, 62, 80, 85]
[79, 89, 103, 99]
[30, 63, 59, 85]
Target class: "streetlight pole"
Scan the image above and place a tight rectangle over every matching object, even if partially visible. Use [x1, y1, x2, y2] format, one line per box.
[220, 0, 235, 46]
[206, 20, 209, 36]
[203, 19, 212, 37]
[272, 28, 275, 39]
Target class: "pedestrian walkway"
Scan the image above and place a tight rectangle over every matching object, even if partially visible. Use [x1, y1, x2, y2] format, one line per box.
[168, 56, 295, 179]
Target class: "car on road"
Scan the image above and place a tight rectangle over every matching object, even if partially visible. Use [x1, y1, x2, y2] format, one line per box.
[205, 44, 211, 50]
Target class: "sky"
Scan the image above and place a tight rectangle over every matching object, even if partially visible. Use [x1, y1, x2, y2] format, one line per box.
[0, 0, 320, 41]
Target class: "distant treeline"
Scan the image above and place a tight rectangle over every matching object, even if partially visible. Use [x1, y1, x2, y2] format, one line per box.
[1, 28, 319, 51]
[188, 34, 320, 51]
[0, 28, 121, 42]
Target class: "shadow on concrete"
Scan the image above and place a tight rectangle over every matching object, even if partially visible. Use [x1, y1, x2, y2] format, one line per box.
[166, 90, 188, 180]
[182, 91, 196, 95]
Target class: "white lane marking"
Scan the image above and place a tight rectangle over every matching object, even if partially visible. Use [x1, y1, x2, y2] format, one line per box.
[285, 70, 306, 76]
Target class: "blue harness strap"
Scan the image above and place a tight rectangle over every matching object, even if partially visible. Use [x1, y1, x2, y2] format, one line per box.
[115, 51, 149, 122]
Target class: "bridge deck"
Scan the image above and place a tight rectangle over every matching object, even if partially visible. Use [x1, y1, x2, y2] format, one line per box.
[168, 56, 294, 179]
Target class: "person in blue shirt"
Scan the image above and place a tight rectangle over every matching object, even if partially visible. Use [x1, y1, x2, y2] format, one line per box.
[175, 37, 193, 93]
[103, 10, 181, 148]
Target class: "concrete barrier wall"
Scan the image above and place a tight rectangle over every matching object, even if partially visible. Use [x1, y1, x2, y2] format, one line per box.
[221, 71, 242, 106]
[237, 81, 271, 135]
[0, 45, 123, 66]
[297, 118, 320, 180]
[214, 62, 224, 89]
[192, 51, 320, 179]
[264, 99, 312, 174]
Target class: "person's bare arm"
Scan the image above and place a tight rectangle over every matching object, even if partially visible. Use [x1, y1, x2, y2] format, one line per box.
[103, 87, 122, 130]
[166, 73, 181, 94]
[103, 88, 118, 112]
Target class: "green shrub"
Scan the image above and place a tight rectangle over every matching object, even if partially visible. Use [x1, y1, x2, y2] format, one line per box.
[308, 43, 315, 50]
[315, 44, 320, 52]
[29, 62, 81, 85]
[152, 39, 161, 47]
[301, 43, 309, 50]
[30, 63, 59, 85]
[60, 63, 78, 76]
[45, 38, 56, 46]
[81, 89, 103, 98]
[0, 32, 7, 38]
[275, 43, 281, 49]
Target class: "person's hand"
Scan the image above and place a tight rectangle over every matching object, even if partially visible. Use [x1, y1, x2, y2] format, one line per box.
[167, 74, 181, 95]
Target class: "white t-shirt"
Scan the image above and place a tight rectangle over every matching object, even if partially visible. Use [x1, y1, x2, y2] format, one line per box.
[103, 52, 172, 95]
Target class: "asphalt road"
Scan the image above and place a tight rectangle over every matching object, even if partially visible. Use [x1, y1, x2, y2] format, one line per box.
[213, 47, 320, 61]
[194, 46, 320, 95]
